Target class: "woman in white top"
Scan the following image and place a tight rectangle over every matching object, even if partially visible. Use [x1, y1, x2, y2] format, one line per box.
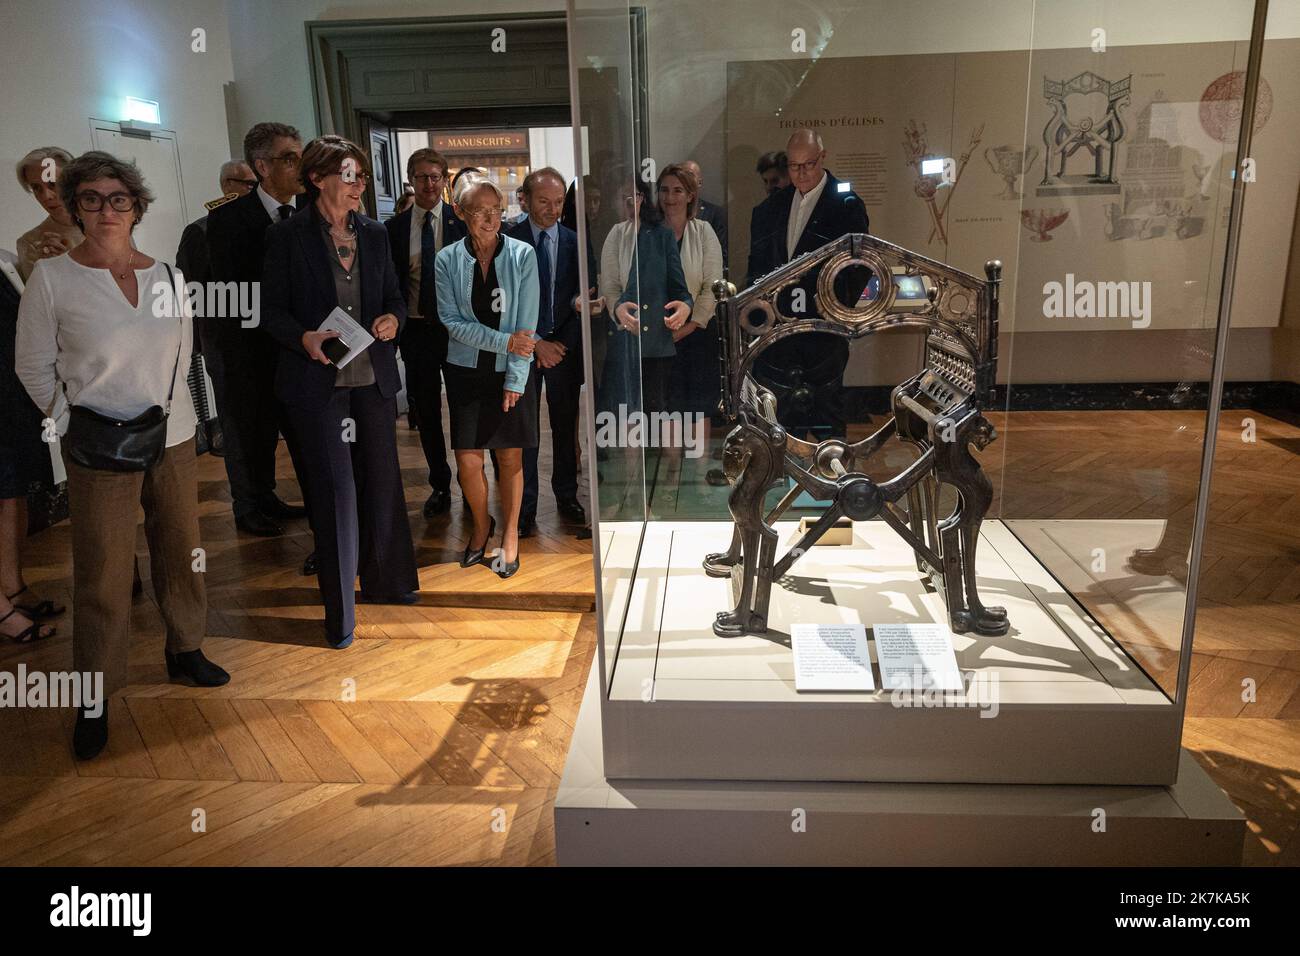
[16, 151, 229, 761]
[656, 164, 723, 493]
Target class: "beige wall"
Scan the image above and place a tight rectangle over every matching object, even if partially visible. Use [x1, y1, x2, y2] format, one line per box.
[0, 0, 236, 252]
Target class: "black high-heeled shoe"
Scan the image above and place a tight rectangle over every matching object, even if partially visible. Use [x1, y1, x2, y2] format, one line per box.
[461, 515, 496, 568]
[493, 543, 521, 579]
[165, 649, 231, 687]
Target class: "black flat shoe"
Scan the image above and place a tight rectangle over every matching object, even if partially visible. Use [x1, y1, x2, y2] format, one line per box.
[461, 516, 496, 568]
[73, 703, 109, 761]
[517, 514, 537, 539]
[556, 497, 586, 523]
[301, 551, 318, 576]
[236, 511, 284, 537]
[261, 496, 307, 520]
[423, 490, 450, 518]
[165, 649, 231, 687]
[359, 591, 419, 605]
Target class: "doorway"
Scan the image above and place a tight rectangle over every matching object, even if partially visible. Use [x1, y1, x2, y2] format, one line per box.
[306, 13, 574, 220]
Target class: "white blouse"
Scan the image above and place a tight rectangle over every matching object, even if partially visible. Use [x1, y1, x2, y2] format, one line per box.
[16, 255, 196, 448]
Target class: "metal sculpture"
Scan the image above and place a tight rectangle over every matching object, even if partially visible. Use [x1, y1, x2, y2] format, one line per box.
[705, 233, 1009, 639]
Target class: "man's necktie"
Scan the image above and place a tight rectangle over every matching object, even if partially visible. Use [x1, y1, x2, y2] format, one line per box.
[419, 209, 437, 320]
[536, 230, 554, 338]
[277, 204, 293, 221]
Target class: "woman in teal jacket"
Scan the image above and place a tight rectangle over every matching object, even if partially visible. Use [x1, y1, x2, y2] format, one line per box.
[597, 178, 693, 419]
[434, 172, 539, 578]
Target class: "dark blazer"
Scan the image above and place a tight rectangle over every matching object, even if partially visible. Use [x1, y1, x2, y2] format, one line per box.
[260, 204, 407, 409]
[207, 188, 301, 285]
[505, 218, 582, 353]
[746, 170, 869, 288]
[176, 216, 211, 285]
[614, 223, 693, 360]
[383, 200, 465, 325]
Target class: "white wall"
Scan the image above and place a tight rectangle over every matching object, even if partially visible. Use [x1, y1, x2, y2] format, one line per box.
[0, 0, 236, 255]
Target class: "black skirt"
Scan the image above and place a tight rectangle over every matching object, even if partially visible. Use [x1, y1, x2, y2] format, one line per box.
[667, 322, 720, 415]
[444, 361, 539, 450]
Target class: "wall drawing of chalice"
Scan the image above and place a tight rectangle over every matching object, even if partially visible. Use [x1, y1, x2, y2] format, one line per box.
[985, 145, 1039, 200]
[1020, 208, 1069, 242]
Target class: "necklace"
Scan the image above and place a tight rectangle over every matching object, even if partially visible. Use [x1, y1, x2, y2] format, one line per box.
[329, 223, 356, 260]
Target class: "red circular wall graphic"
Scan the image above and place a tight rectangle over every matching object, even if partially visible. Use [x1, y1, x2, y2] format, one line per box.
[1199, 70, 1273, 144]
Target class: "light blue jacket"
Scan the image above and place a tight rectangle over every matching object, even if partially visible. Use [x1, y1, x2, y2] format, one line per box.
[434, 234, 539, 394]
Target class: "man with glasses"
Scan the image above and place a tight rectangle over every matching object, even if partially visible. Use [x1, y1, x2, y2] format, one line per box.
[745, 128, 870, 438]
[385, 148, 466, 518]
[205, 122, 313, 559]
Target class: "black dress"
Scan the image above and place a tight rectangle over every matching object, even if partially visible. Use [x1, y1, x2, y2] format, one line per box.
[443, 236, 539, 450]
[667, 235, 721, 417]
[0, 267, 49, 499]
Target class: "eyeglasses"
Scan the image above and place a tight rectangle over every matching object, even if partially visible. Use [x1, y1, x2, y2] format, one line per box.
[270, 152, 301, 167]
[331, 171, 370, 185]
[226, 178, 258, 189]
[464, 207, 502, 220]
[75, 191, 135, 213]
[787, 159, 822, 174]
[412, 173, 445, 185]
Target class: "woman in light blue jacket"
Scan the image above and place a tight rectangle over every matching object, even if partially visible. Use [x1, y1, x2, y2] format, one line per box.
[434, 172, 539, 579]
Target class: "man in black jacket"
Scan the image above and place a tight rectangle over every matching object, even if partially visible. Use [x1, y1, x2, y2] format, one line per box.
[384, 148, 464, 519]
[206, 122, 310, 541]
[177, 159, 257, 457]
[506, 167, 590, 536]
[746, 128, 870, 437]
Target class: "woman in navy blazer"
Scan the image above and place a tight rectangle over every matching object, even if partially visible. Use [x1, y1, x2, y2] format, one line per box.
[261, 135, 418, 648]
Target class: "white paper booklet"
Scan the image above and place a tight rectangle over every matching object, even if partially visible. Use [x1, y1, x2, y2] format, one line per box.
[317, 306, 375, 369]
[791, 623, 876, 692]
[873, 623, 963, 692]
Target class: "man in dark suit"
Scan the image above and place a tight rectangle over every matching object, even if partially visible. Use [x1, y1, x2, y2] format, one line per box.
[177, 159, 257, 457]
[385, 148, 464, 519]
[682, 159, 728, 270]
[506, 167, 589, 536]
[746, 128, 870, 438]
[206, 122, 311, 542]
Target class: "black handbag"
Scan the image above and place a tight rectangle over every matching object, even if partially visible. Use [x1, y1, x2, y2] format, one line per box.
[64, 264, 184, 473]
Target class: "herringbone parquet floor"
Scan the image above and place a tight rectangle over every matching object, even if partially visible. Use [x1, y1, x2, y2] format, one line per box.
[0, 407, 1296, 865]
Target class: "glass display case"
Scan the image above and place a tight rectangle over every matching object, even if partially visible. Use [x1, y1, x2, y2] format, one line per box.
[568, 0, 1276, 784]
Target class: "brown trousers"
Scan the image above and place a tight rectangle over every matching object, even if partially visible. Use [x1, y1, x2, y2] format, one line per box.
[65, 440, 207, 697]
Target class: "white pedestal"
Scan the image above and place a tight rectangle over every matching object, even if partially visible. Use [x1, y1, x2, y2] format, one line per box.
[556, 669, 1244, 866]
[593, 519, 1185, 784]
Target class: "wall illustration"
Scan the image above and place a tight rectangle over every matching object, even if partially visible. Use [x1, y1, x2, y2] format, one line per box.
[986, 145, 1039, 200]
[902, 119, 983, 245]
[723, 39, 1298, 334]
[1037, 70, 1132, 197]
